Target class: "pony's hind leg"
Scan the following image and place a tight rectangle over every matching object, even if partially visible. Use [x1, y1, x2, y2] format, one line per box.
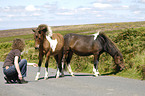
[56, 65, 60, 78]
[54, 54, 64, 78]
[44, 68, 48, 80]
[44, 55, 50, 80]
[67, 64, 74, 76]
[66, 51, 74, 76]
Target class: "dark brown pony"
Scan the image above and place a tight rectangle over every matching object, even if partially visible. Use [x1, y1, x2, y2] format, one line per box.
[62, 32, 125, 76]
[33, 24, 64, 80]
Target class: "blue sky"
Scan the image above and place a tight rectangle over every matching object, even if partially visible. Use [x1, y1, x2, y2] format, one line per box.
[0, 0, 145, 30]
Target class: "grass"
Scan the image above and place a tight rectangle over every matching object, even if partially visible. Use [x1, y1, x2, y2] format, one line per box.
[0, 21, 145, 80]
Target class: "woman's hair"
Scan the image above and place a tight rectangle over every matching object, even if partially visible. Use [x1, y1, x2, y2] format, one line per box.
[12, 38, 25, 52]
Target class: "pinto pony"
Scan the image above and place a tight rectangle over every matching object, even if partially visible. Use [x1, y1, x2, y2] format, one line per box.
[62, 32, 125, 76]
[32, 24, 64, 80]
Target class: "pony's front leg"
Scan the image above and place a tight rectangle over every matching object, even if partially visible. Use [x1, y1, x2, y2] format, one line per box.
[93, 66, 99, 77]
[35, 59, 43, 80]
[35, 67, 41, 80]
[93, 55, 100, 77]
[35, 52, 44, 80]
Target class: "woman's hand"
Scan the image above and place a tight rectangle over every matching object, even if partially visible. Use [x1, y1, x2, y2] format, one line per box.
[18, 74, 23, 80]
[27, 63, 38, 67]
[33, 63, 38, 67]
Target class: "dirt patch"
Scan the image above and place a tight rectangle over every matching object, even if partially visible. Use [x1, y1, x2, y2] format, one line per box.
[0, 28, 36, 37]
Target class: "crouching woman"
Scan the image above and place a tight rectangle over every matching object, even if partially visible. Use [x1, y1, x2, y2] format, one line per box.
[3, 38, 28, 84]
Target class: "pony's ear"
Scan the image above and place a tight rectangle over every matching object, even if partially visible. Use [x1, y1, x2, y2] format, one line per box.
[32, 29, 36, 32]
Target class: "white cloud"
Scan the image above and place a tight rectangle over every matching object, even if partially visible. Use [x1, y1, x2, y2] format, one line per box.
[0, 18, 2, 21]
[93, 3, 112, 9]
[133, 11, 141, 14]
[25, 5, 39, 11]
[92, 11, 100, 14]
[57, 12, 74, 15]
[96, 14, 102, 17]
[32, 13, 41, 16]
[94, 0, 120, 3]
[78, 8, 91, 11]
[7, 14, 15, 17]
[122, 5, 129, 9]
[140, 0, 145, 3]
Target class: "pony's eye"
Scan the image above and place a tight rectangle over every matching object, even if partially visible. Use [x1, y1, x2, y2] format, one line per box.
[36, 36, 38, 38]
[38, 31, 41, 34]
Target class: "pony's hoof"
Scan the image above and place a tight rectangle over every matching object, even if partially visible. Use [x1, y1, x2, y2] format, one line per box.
[44, 77, 48, 80]
[35, 72, 40, 80]
[61, 74, 64, 77]
[56, 76, 59, 79]
[35, 77, 39, 81]
[72, 74, 75, 77]
[94, 74, 99, 77]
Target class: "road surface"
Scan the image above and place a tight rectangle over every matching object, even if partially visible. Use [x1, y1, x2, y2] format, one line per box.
[0, 62, 145, 96]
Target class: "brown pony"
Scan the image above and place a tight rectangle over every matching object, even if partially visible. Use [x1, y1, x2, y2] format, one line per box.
[32, 24, 64, 80]
[62, 32, 125, 77]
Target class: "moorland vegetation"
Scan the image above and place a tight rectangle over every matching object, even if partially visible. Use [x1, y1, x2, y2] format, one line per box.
[0, 21, 144, 80]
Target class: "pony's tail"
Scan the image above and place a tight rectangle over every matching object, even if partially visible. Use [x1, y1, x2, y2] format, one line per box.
[47, 26, 53, 37]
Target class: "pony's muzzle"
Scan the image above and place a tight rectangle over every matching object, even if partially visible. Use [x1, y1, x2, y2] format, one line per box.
[35, 45, 39, 50]
[35, 47, 39, 50]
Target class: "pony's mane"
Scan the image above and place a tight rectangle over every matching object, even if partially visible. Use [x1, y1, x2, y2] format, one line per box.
[38, 24, 48, 32]
[99, 33, 122, 56]
[38, 24, 53, 36]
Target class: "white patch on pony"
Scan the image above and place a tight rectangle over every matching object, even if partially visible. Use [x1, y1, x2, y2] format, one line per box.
[35, 72, 40, 80]
[93, 66, 99, 77]
[44, 68, 48, 79]
[46, 36, 58, 52]
[67, 64, 74, 76]
[92, 30, 100, 40]
[46, 26, 58, 52]
[56, 69, 60, 78]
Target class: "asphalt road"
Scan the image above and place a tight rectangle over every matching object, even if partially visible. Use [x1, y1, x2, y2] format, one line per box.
[0, 62, 145, 96]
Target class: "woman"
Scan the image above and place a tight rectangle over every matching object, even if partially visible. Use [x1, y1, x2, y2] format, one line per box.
[3, 38, 36, 84]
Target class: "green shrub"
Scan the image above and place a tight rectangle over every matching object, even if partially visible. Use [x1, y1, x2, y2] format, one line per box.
[0, 42, 12, 49]
[113, 28, 145, 79]
[0, 26, 145, 80]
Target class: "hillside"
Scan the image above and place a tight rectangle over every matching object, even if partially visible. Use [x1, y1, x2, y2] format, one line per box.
[1, 21, 145, 38]
[0, 21, 145, 80]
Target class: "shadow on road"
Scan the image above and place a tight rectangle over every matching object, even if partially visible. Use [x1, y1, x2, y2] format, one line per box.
[36, 71, 116, 81]
[37, 73, 116, 80]
[100, 72, 116, 76]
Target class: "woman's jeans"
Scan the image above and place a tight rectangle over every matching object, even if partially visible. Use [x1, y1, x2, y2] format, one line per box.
[3, 59, 27, 79]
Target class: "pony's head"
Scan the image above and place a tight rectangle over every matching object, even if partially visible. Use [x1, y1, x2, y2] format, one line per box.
[100, 33, 125, 73]
[32, 29, 40, 49]
[113, 52, 125, 73]
[32, 24, 48, 49]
